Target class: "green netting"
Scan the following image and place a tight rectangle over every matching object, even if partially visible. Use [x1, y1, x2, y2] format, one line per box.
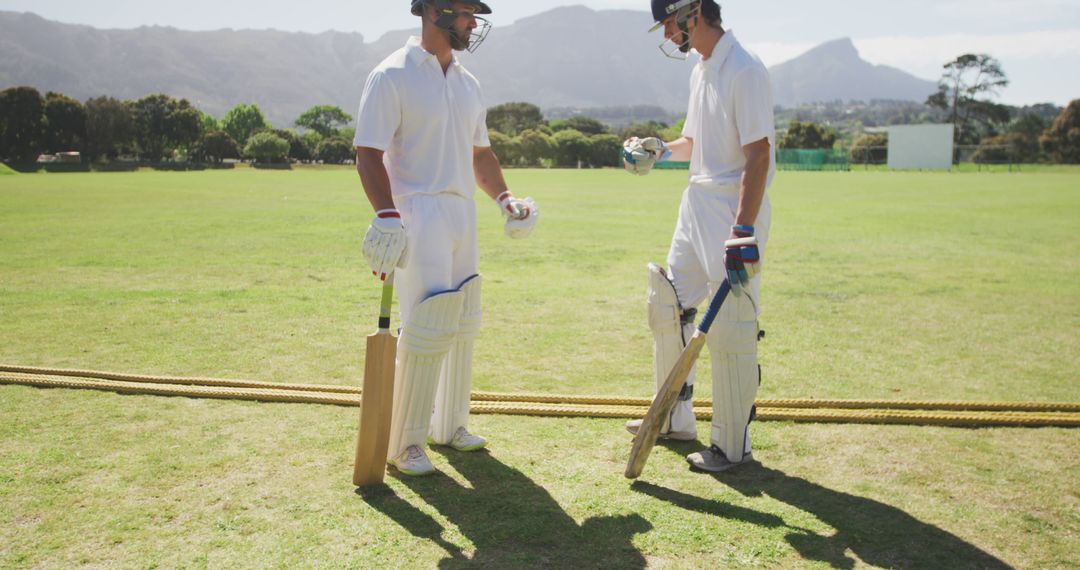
[777, 149, 850, 171]
[654, 161, 690, 170]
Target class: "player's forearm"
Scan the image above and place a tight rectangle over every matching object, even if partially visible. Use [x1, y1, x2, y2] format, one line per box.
[473, 147, 509, 202]
[664, 137, 693, 162]
[735, 140, 770, 228]
[356, 147, 395, 211]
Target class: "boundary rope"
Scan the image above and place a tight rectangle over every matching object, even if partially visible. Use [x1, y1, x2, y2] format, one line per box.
[3, 366, 1078, 428]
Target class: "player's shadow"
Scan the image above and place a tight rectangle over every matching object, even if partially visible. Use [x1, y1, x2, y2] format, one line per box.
[633, 462, 1010, 569]
[360, 448, 651, 568]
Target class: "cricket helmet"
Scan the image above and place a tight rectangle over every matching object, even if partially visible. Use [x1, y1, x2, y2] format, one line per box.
[411, 0, 492, 17]
[411, 0, 492, 52]
[649, 0, 697, 31]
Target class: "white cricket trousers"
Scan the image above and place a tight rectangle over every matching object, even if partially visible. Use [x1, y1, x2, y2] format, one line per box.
[667, 182, 772, 457]
[396, 192, 480, 321]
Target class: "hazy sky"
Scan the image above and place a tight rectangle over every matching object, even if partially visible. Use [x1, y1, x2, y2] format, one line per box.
[2, 0, 1078, 105]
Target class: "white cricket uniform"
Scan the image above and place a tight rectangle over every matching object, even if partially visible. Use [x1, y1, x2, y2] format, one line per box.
[667, 30, 776, 459]
[354, 36, 491, 457]
[354, 36, 491, 321]
[670, 29, 774, 309]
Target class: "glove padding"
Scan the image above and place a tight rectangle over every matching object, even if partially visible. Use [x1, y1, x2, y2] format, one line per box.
[362, 209, 408, 281]
[724, 228, 760, 297]
[622, 137, 668, 176]
[497, 192, 539, 239]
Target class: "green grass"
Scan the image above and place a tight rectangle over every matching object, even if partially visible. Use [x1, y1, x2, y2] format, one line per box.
[844, 162, 1080, 174]
[0, 162, 17, 175]
[1, 167, 1078, 568]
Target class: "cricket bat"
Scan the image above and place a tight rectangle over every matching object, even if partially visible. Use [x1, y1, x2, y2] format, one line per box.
[625, 279, 731, 479]
[353, 277, 397, 487]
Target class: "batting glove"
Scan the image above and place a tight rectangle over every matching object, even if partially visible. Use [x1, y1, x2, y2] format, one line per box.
[724, 225, 760, 297]
[362, 209, 409, 281]
[622, 137, 670, 176]
[496, 191, 539, 239]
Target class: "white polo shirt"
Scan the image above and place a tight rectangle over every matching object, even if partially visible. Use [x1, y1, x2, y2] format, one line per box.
[354, 36, 491, 200]
[682, 30, 776, 188]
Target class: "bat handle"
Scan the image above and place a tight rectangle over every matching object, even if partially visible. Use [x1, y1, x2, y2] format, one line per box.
[377, 274, 395, 331]
[696, 280, 731, 336]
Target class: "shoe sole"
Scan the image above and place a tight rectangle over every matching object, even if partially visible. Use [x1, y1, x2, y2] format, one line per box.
[451, 442, 487, 452]
[625, 427, 697, 441]
[686, 455, 755, 473]
[428, 437, 487, 452]
[389, 463, 436, 477]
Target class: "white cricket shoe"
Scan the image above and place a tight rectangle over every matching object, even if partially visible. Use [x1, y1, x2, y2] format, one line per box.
[433, 426, 487, 451]
[624, 419, 697, 441]
[686, 445, 755, 473]
[388, 445, 436, 476]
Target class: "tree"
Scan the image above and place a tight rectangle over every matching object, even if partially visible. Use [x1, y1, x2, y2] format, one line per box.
[972, 133, 1028, 164]
[927, 54, 1010, 145]
[271, 128, 311, 162]
[779, 120, 837, 149]
[660, 119, 686, 141]
[295, 105, 353, 138]
[849, 133, 888, 164]
[552, 128, 591, 167]
[1040, 99, 1080, 164]
[619, 121, 668, 141]
[44, 92, 86, 154]
[129, 94, 203, 161]
[191, 130, 239, 164]
[200, 112, 220, 131]
[222, 104, 269, 147]
[551, 116, 608, 136]
[487, 102, 544, 136]
[243, 131, 290, 163]
[1004, 113, 1048, 163]
[0, 86, 47, 162]
[315, 137, 354, 164]
[84, 96, 135, 161]
[487, 130, 521, 167]
[518, 129, 553, 166]
[168, 102, 203, 156]
[588, 134, 621, 167]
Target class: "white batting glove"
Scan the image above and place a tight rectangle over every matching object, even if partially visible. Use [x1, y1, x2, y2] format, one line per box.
[496, 191, 539, 239]
[622, 137, 669, 176]
[362, 209, 408, 281]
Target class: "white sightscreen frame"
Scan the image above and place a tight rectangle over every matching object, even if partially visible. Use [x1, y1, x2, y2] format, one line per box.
[887, 124, 955, 170]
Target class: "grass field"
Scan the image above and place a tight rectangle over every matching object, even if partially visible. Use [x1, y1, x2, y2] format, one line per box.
[1, 167, 1078, 568]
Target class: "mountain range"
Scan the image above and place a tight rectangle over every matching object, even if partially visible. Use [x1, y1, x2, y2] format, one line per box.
[0, 7, 938, 126]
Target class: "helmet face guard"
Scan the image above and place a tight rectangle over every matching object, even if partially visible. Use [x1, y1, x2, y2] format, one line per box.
[413, 0, 493, 53]
[650, 0, 700, 60]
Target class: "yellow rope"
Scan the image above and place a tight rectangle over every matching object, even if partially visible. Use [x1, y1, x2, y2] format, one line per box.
[2, 366, 1079, 428]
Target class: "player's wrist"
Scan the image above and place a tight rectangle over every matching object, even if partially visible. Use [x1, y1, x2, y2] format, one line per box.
[496, 191, 517, 214]
[373, 209, 403, 231]
[731, 224, 754, 237]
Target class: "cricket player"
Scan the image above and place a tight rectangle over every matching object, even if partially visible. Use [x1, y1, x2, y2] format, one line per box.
[354, 0, 538, 476]
[623, 0, 775, 472]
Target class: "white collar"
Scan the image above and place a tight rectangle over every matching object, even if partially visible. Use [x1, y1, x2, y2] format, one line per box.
[405, 36, 458, 70]
[698, 30, 736, 71]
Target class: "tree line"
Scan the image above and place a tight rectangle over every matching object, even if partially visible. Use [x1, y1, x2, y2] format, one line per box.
[3, 52, 1077, 169]
[777, 54, 1080, 164]
[484, 102, 684, 168]
[0, 87, 358, 167]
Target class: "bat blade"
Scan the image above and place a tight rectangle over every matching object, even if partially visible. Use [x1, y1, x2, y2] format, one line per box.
[624, 331, 707, 479]
[352, 329, 397, 487]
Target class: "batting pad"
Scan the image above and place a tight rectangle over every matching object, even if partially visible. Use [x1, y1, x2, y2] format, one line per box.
[647, 263, 698, 435]
[431, 275, 482, 444]
[707, 286, 760, 462]
[387, 289, 464, 459]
